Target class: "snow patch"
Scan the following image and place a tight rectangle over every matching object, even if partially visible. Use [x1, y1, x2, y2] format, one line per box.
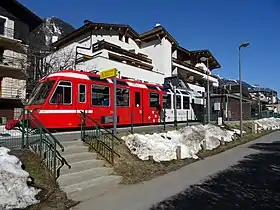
[254, 117, 280, 130]
[122, 124, 235, 162]
[0, 147, 40, 209]
[195, 62, 211, 74]
[0, 125, 21, 138]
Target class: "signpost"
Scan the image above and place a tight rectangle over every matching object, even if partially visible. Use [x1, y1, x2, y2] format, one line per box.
[100, 68, 118, 135]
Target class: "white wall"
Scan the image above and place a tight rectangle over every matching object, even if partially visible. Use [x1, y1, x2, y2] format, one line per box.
[77, 55, 165, 84]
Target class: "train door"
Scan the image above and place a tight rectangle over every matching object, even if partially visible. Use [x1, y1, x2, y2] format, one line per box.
[132, 90, 143, 124]
[76, 83, 88, 112]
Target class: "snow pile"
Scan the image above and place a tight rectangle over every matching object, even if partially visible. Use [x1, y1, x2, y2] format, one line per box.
[254, 117, 280, 130]
[195, 62, 211, 74]
[0, 125, 21, 138]
[122, 124, 235, 162]
[0, 147, 40, 209]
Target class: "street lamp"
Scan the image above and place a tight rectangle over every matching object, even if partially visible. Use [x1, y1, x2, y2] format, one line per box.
[200, 56, 210, 124]
[239, 42, 250, 137]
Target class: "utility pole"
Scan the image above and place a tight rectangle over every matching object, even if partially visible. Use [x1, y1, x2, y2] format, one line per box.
[238, 42, 250, 137]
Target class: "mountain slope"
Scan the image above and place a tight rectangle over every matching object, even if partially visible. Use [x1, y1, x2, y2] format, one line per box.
[29, 17, 75, 51]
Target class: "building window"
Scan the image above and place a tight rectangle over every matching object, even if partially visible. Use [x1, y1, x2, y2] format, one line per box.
[125, 36, 129, 43]
[117, 88, 129, 107]
[150, 92, 160, 108]
[0, 17, 6, 35]
[0, 47, 4, 62]
[91, 84, 110, 106]
[78, 84, 86, 103]
[119, 34, 123, 41]
[176, 95, 181, 109]
[183, 96, 190, 109]
[135, 92, 141, 107]
[163, 94, 171, 109]
[50, 81, 72, 104]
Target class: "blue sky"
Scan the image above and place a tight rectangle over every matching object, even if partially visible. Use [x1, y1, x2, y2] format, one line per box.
[21, 0, 280, 92]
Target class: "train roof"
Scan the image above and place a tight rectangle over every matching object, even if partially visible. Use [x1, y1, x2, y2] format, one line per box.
[41, 69, 165, 91]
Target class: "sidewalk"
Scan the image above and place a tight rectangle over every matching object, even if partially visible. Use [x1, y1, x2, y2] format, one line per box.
[73, 131, 278, 210]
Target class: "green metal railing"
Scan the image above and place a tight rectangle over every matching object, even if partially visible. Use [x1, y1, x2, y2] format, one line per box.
[0, 109, 70, 179]
[80, 111, 120, 165]
[22, 109, 71, 179]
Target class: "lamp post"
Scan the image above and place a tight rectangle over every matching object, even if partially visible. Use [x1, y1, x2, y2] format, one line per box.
[239, 42, 250, 137]
[200, 56, 210, 124]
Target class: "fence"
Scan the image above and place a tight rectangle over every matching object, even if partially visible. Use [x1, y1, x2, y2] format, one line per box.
[80, 111, 121, 165]
[0, 109, 70, 179]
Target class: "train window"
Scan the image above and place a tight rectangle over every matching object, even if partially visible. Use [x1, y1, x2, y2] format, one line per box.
[147, 85, 158, 91]
[135, 92, 141, 107]
[78, 84, 86, 103]
[117, 80, 128, 86]
[91, 84, 110, 106]
[163, 94, 171, 109]
[149, 92, 159, 108]
[50, 81, 72, 104]
[176, 95, 181, 109]
[27, 80, 55, 105]
[183, 96, 190, 109]
[117, 88, 129, 107]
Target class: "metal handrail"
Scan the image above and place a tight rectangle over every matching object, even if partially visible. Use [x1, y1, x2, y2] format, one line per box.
[80, 111, 122, 143]
[23, 109, 70, 178]
[80, 111, 120, 165]
[26, 110, 65, 151]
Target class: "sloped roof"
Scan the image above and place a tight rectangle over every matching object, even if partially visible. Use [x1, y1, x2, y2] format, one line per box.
[0, 0, 42, 31]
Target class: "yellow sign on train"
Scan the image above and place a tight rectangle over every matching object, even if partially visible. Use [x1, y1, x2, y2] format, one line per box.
[100, 68, 118, 79]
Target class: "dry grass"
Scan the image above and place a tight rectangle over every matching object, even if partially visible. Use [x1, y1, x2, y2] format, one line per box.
[106, 123, 274, 185]
[9, 149, 79, 210]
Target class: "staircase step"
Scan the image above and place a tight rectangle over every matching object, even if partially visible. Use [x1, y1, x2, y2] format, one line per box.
[61, 159, 104, 175]
[61, 140, 84, 148]
[63, 152, 97, 164]
[64, 175, 122, 202]
[62, 145, 88, 155]
[58, 167, 113, 187]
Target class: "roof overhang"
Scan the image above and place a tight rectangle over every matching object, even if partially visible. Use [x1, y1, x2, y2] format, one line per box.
[53, 21, 139, 49]
[190, 50, 221, 70]
[139, 26, 178, 45]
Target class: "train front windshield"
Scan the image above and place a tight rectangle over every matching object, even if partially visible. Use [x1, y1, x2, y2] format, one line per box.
[27, 80, 55, 105]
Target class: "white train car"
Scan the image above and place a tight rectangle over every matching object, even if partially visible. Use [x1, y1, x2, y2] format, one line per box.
[163, 88, 205, 123]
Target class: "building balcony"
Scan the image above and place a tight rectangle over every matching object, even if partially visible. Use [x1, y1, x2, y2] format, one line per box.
[76, 40, 154, 71]
[172, 57, 218, 86]
[76, 54, 165, 84]
[0, 55, 26, 79]
[0, 27, 25, 52]
[0, 86, 25, 100]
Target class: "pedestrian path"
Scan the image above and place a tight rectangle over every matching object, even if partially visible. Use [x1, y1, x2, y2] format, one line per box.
[73, 131, 279, 210]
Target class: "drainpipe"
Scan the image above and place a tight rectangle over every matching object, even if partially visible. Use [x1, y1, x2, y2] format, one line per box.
[75, 28, 93, 69]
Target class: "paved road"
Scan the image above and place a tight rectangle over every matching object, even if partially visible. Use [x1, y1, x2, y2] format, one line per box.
[74, 131, 280, 210]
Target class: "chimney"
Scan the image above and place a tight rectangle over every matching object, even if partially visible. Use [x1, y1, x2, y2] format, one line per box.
[155, 23, 161, 28]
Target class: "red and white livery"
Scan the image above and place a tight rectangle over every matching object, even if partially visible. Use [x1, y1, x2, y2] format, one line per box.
[19, 70, 202, 130]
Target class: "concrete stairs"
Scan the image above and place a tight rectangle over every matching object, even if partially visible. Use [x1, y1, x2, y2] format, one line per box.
[58, 140, 122, 202]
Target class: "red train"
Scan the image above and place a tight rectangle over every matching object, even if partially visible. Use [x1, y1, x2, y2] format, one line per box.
[19, 69, 171, 130]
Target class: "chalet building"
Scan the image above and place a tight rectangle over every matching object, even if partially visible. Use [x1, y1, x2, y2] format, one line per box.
[249, 86, 278, 117]
[48, 20, 221, 95]
[0, 0, 42, 123]
[210, 84, 253, 121]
